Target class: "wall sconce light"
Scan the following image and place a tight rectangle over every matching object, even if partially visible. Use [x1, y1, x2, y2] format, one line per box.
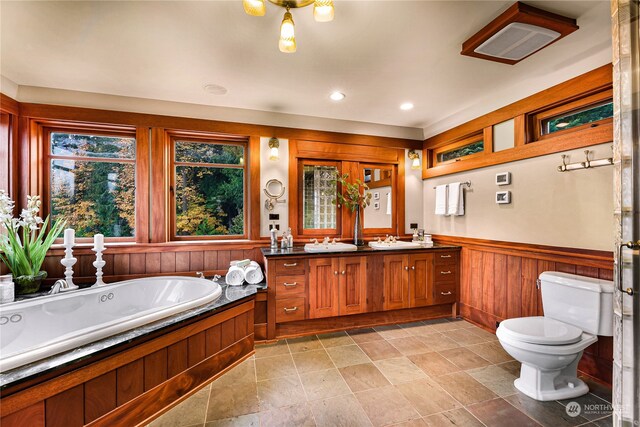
[268, 137, 280, 161]
[408, 149, 421, 170]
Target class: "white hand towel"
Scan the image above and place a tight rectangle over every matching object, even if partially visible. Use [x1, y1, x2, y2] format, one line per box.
[447, 182, 464, 216]
[435, 184, 448, 215]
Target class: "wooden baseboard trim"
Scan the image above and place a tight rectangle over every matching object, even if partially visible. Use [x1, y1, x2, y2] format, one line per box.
[276, 305, 454, 338]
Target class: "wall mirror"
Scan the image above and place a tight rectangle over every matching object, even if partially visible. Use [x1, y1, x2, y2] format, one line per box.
[264, 178, 286, 211]
[361, 164, 396, 234]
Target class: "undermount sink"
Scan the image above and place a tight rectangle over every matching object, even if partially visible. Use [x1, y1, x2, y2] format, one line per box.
[304, 242, 358, 253]
[368, 241, 429, 250]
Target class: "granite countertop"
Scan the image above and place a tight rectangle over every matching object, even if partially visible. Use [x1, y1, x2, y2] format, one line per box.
[261, 243, 460, 257]
[0, 279, 265, 390]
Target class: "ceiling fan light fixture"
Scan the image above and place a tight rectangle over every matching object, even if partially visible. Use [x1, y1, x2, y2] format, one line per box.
[279, 9, 297, 53]
[313, 0, 334, 22]
[243, 0, 266, 16]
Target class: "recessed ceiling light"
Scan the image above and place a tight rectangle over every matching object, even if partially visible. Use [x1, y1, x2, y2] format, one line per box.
[400, 102, 414, 111]
[203, 84, 228, 95]
[330, 91, 346, 101]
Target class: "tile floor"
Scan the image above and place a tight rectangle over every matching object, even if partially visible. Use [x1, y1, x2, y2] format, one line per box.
[150, 318, 613, 427]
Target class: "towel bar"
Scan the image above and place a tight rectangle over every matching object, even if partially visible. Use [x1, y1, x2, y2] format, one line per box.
[432, 180, 471, 189]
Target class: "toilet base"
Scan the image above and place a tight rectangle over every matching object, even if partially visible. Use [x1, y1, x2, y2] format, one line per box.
[514, 359, 589, 401]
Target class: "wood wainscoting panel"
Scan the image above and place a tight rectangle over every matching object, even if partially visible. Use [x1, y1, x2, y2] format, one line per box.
[434, 235, 614, 386]
[1, 300, 255, 427]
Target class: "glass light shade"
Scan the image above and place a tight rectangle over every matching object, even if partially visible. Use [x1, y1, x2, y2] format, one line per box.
[279, 11, 296, 53]
[269, 146, 279, 161]
[411, 157, 421, 170]
[243, 0, 266, 16]
[314, 0, 334, 22]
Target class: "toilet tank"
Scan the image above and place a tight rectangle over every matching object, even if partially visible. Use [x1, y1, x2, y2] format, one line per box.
[539, 271, 614, 336]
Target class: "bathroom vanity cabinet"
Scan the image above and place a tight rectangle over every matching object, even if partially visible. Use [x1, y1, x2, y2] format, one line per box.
[262, 245, 460, 339]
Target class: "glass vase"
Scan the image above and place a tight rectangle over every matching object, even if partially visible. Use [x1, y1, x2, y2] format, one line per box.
[354, 205, 364, 246]
[14, 271, 47, 295]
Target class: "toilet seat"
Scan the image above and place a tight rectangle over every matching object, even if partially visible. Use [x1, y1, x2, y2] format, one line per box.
[499, 316, 583, 345]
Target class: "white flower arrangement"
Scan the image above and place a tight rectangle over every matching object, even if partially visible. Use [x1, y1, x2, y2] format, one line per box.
[0, 191, 66, 287]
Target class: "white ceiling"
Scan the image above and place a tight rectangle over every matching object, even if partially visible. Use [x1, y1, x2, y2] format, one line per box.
[0, 1, 612, 139]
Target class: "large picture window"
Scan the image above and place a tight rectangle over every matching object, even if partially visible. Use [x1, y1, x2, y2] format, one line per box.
[171, 137, 247, 239]
[46, 129, 136, 239]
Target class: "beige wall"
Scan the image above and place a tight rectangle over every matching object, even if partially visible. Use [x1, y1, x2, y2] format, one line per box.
[423, 143, 614, 251]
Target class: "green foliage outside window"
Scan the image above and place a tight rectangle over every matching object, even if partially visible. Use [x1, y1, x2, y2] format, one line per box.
[544, 102, 613, 134]
[174, 142, 245, 237]
[438, 140, 484, 163]
[50, 133, 135, 238]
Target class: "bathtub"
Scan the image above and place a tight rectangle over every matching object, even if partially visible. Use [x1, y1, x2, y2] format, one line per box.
[0, 276, 222, 372]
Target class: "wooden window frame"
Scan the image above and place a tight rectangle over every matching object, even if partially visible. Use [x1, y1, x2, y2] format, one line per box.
[42, 123, 139, 243]
[297, 159, 342, 238]
[430, 132, 485, 166]
[528, 89, 613, 142]
[422, 65, 613, 179]
[169, 132, 249, 241]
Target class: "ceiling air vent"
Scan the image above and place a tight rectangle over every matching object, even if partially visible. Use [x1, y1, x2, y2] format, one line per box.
[461, 2, 578, 65]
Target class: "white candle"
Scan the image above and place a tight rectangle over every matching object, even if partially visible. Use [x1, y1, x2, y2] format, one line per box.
[94, 233, 104, 250]
[63, 228, 75, 246]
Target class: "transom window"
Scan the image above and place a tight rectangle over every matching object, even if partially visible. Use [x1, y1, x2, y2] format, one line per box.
[542, 101, 613, 135]
[171, 137, 247, 239]
[47, 129, 136, 238]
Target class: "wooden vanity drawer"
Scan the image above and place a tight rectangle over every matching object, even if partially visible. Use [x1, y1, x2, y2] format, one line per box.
[434, 251, 458, 266]
[434, 265, 457, 283]
[434, 283, 456, 304]
[274, 275, 306, 298]
[276, 297, 307, 323]
[275, 259, 306, 275]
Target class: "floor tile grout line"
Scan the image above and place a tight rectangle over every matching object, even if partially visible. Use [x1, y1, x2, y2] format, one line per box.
[501, 395, 551, 427]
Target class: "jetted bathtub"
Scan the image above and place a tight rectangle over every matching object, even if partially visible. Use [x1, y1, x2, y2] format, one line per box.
[0, 276, 222, 372]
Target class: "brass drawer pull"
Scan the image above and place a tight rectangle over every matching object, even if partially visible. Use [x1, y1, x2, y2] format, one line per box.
[440, 291, 452, 296]
[404, 266, 409, 271]
[283, 263, 298, 267]
[283, 282, 298, 287]
[334, 271, 339, 275]
[341, 271, 346, 275]
[440, 270, 452, 275]
[440, 255, 452, 258]
[283, 306, 298, 313]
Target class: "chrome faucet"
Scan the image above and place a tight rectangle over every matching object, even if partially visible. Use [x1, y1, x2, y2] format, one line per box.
[49, 279, 74, 294]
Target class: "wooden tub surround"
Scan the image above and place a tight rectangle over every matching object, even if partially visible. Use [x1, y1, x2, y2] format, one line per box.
[262, 245, 462, 339]
[0, 282, 261, 427]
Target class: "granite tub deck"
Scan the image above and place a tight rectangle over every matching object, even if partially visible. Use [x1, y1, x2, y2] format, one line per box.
[151, 317, 613, 427]
[0, 280, 264, 391]
[1, 279, 263, 426]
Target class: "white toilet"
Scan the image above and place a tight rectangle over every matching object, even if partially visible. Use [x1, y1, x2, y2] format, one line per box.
[496, 271, 613, 401]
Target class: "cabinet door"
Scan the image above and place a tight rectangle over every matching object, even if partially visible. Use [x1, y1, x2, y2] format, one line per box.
[309, 258, 340, 319]
[409, 253, 434, 308]
[383, 255, 410, 310]
[339, 256, 367, 316]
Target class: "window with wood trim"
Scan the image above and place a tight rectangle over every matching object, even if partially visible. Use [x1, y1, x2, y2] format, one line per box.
[170, 134, 248, 240]
[45, 127, 137, 239]
[0, 112, 11, 195]
[431, 132, 484, 165]
[298, 160, 341, 237]
[529, 89, 613, 142]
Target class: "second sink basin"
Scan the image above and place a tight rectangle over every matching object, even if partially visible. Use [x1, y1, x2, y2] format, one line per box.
[304, 243, 358, 253]
[368, 241, 425, 250]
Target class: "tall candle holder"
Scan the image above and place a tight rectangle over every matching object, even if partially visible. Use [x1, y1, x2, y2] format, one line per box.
[92, 246, 106, 287]
[60, 241, 79, 291]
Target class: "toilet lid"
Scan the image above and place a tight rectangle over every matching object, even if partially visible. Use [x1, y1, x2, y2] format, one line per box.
[499, 317, 583, 345]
